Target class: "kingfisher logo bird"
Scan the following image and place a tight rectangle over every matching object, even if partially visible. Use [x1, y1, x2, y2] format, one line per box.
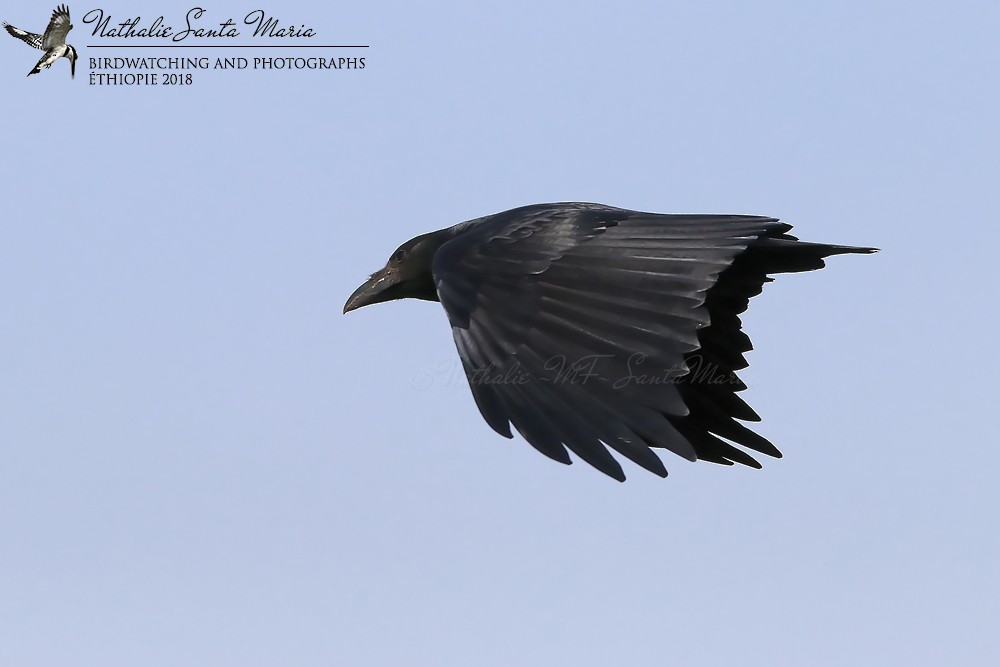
[4, 5, 77, 78]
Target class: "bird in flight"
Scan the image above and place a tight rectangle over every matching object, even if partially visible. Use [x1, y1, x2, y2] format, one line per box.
[4, 5, 77, 78]
[344, 203, 876, 481]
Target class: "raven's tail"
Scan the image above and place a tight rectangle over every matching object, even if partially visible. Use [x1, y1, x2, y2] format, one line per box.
[747, 229, 879, 274]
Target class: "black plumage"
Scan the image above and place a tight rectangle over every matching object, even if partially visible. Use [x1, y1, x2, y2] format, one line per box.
[344, 202, 876, 481]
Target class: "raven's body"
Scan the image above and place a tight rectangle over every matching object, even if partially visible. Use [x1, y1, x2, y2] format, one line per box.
[345, 203, 876, 481]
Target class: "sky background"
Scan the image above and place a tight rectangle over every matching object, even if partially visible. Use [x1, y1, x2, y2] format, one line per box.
[1, 0, 997, 665]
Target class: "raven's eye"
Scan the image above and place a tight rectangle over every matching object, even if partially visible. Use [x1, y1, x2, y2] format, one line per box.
[391, 249, 406, 263]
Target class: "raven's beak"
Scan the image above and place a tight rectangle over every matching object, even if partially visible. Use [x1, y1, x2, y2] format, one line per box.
[343, 267, 397, 314]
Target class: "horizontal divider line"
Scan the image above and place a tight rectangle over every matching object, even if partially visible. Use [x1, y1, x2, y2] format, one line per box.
[87, 45, 370, 49]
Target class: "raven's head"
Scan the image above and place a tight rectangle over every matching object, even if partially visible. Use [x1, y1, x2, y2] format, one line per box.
[343, 230, 449, 313]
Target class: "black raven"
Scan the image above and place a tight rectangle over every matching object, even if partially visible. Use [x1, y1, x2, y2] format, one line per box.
[344, 203, 876, 481]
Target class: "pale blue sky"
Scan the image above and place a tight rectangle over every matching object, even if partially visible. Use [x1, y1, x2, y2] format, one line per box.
[1, 0, 997, 665]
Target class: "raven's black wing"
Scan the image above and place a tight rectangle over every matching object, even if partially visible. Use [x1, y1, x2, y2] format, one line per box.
[433, 203, 874, 481]
[3, 23, 43, 50]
